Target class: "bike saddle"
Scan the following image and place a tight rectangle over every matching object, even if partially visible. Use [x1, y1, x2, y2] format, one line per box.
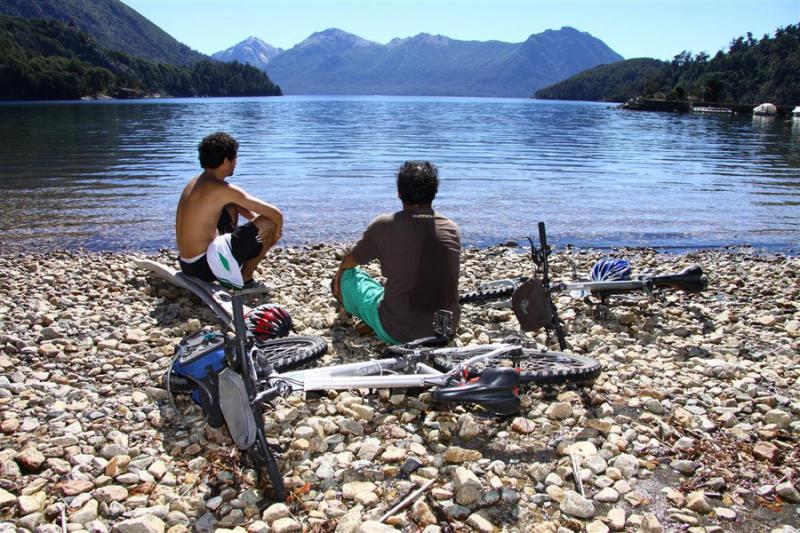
[651, 265, 707, 293]
[432, 367, 521, 416]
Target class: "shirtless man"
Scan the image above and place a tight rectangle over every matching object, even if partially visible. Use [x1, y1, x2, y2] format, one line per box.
[176, 132, 283, 288]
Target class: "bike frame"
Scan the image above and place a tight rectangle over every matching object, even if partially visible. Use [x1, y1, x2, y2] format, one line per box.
[478, 277, 653, 296]
[264, 344, 520, 392]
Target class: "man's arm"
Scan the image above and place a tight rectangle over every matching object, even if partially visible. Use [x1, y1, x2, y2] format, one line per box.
[224, 184, 283, 225]
[236, 206, 257, 221]
[332, 251, 358, 302]
[223, 184, 283, 239]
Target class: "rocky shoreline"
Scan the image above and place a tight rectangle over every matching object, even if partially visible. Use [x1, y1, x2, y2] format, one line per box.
[0, 246, 798, 533]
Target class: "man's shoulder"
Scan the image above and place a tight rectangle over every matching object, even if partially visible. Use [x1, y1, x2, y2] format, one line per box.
[367, 212, 398, 227]
[434, 212, 460, 229]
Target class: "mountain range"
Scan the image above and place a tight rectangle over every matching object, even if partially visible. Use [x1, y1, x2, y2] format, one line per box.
[211, 36, 284, 71]
[214, 27, 624, 97]
[1, 0, 624, 99]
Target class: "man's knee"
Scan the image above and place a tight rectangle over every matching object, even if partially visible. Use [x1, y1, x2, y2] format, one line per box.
[253, 216, 277, 243]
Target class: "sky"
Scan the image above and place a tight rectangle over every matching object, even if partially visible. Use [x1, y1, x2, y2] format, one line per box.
[122, 0, 799, 60]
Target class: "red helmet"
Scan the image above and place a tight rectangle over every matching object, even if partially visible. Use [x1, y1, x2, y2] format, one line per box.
[246, 304, 293, 340]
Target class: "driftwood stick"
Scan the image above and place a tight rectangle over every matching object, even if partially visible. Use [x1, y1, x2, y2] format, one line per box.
[378, 478, 436, 523]
[60, 501, 67, 533]
[570, 451, 585, 497]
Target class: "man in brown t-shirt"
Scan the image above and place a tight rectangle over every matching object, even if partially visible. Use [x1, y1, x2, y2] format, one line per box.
[332, 161, 461, 344]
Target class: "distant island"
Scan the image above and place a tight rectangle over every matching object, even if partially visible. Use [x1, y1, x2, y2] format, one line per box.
[0, 0, 281, 100]
[212, 27, 623, 97]
[535, 24, 800, 108]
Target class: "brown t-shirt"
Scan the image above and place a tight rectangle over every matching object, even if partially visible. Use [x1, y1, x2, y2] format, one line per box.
[351, 207, 461, 342]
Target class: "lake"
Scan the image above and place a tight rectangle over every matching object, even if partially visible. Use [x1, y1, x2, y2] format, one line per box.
[0, 96, 798, 253]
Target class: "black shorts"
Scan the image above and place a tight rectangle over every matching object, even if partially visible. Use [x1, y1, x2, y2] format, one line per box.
[179, 254, 216, 282]
[229, 221, 264, 264]
[179, 222, 264, 282]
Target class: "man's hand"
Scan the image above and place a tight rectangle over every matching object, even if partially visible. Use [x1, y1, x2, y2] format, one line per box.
[331, 269, 343, 303]
[332, 251, 358, 303]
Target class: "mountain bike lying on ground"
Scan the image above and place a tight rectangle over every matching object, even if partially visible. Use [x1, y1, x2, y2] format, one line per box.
[460, 223, 707, 308]
[163, 292, 601, 501]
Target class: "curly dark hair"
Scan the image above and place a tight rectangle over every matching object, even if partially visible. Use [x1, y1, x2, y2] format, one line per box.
[198, 132, 239, 169]
[397, 161, 438, 205]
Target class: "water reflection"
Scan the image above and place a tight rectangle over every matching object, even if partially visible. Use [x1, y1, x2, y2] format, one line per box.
[0, 96, 798, 252]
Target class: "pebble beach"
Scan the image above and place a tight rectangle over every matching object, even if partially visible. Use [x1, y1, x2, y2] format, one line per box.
[0, 245, 798, 533]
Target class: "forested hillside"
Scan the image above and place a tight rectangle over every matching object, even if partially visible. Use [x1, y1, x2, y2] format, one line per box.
[0, 0, 204, 65]
[535, 24, 800, 105]
[0, 15, 282, 100]
[534, 58, 666, 102]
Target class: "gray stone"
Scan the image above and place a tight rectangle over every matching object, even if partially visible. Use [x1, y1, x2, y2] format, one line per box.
[545, 402, 573, 420]
[714, 507, 737, 520]
[444, 504, 471, 521]
[594, 487, 619, 503]
[358, 521, 398, 533]
[17, 492, 47, 515]
[776, 482, 800, 503]
[262, 502, 290, 524]
[560, 490, 595, 519]
[271, 517, 301, 533]
[764, 409, 792, 429]
[670, 460, 698, 475]
[71, 499, 99, 524]
[608, 507, 626, 531]
[452, 466, 482, 506]
[357, 438, 382, 461]
[0, 489, 15, 508]
[466, 513, 497, 533]
[334, 504, 362, 533]
[457, 413, 480, 441]
[686, 491, 713, 514]
[612, 454, 638, 478]
[112, 515, 165, 533]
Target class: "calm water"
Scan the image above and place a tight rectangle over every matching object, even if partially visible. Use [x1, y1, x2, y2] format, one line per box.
[0, 96, 798, 253]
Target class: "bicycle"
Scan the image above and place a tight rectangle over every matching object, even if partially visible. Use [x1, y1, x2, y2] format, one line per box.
[460, 224, 707, 306]
[163, 289, 602, 502]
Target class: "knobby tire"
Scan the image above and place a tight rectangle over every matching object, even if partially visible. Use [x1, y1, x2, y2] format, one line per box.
[459, 285, 516, 304]
[432, 347, 601, 385]
[254, 336, 327, 373]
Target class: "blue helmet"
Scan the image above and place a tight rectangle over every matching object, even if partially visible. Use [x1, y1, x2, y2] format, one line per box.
[591, 258, 632, 282]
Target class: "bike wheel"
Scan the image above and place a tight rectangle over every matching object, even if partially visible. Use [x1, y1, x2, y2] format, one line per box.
[247, 427, 287, 502]
[253, 336, 327, 373]
[163, 373, 195, 394]
[459, 285, 515, 304]
[432, 347, 601, 385]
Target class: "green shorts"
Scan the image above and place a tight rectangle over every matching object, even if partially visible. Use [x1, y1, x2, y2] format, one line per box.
[339, 268, 399, 345]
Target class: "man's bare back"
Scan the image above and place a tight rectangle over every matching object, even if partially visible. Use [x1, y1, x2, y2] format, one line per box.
[176, 132, 283, 286]
[176, 175, 239, 258]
